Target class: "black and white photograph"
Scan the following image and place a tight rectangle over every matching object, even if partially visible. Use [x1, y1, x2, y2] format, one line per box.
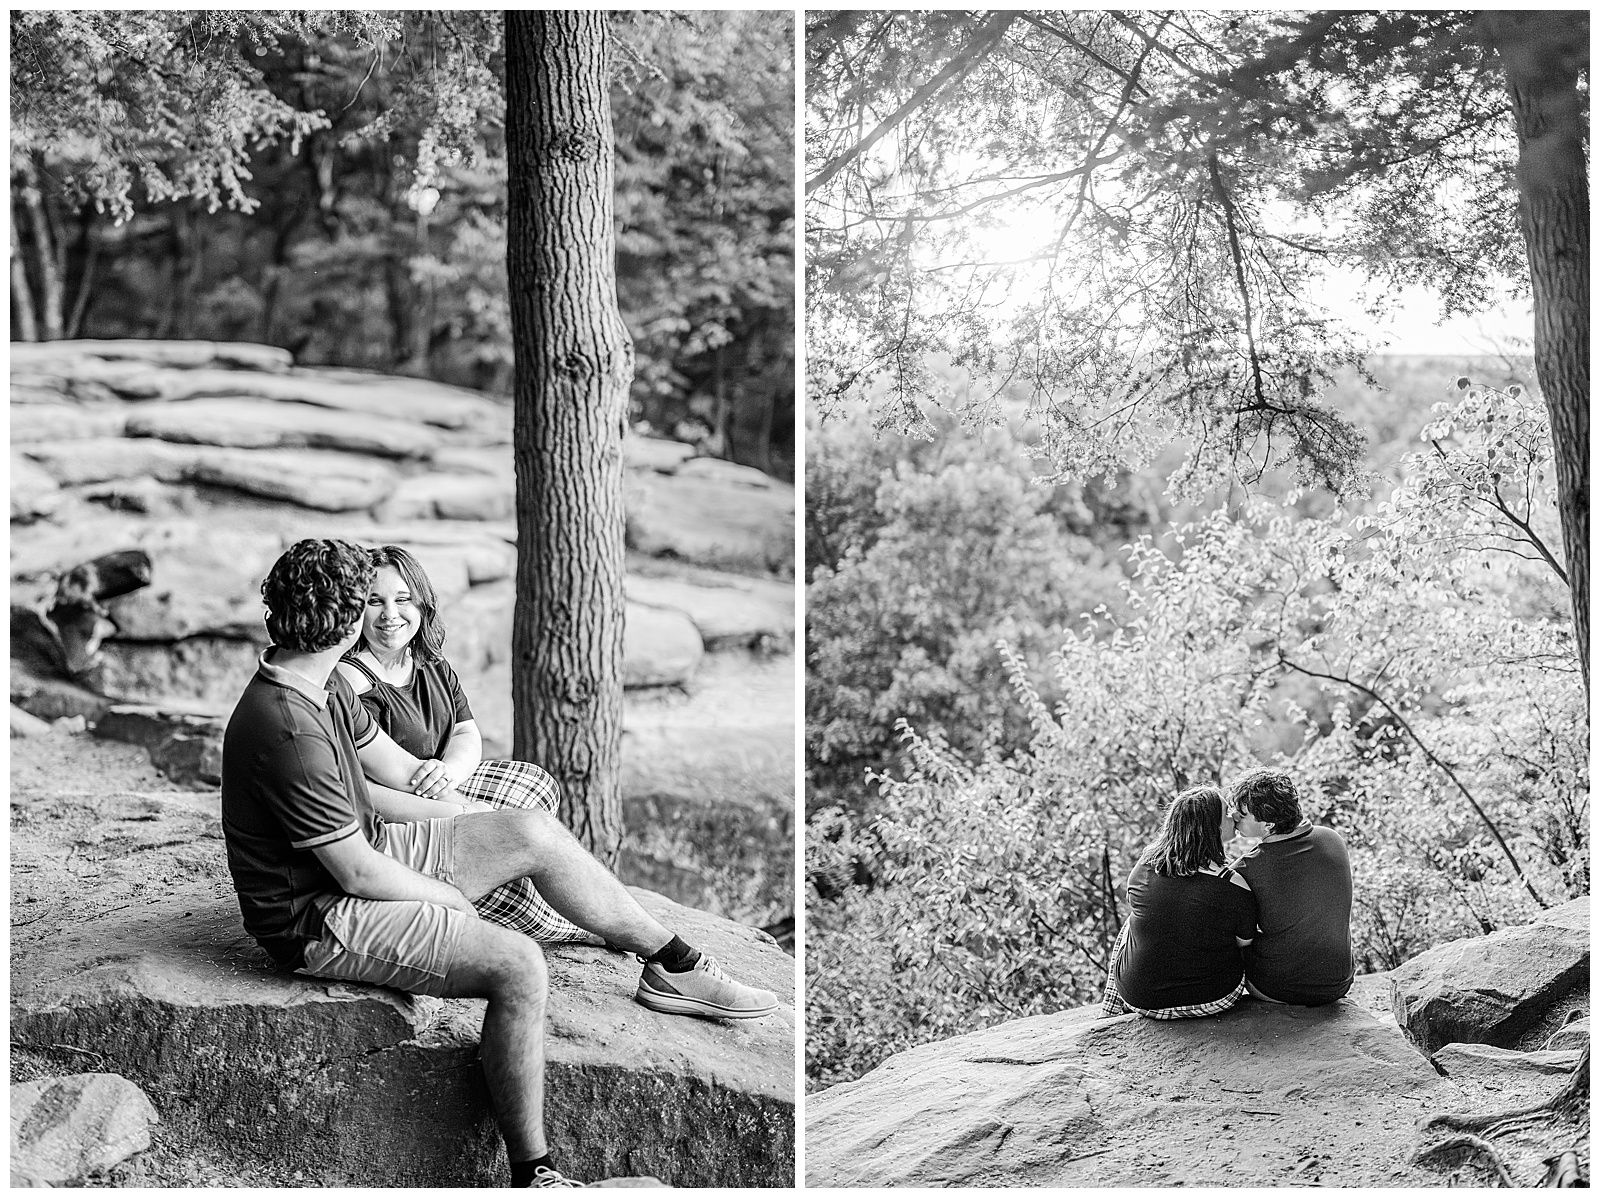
[804, 9, 1588, 1187]
[10, 11, 795, 1187]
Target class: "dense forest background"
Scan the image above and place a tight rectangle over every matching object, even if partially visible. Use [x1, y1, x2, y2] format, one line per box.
[806, 350, 1587, 1089]
[10, 12, 795, 478]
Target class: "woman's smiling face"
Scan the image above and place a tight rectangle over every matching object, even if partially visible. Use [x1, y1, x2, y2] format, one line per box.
[363, 565, 421, 656]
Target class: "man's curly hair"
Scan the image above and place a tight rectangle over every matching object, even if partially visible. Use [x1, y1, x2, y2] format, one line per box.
[262, 539, 374, 653]
[1229, 767, 1303, 836]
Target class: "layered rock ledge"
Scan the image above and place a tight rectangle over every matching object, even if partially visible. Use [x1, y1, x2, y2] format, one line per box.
[13, 887, 793, 1187]
[11, 734, 794, 1187]
[806, 898, 1590, 1188]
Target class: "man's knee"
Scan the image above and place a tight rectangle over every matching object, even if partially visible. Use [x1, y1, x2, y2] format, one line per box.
[455, 923, 548, 1004]
[496, 933, 547, 1003]
[508, 807, 563, 853]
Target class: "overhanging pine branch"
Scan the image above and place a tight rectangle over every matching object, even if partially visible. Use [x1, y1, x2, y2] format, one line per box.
[806, 11, 1019, 198]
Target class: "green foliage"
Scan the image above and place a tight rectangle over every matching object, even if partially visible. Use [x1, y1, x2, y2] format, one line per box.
[804, 405, 1128, 814]
[806, 377, 1587, 1089]
[12, 11, 795, 476]
[612, 12, 795, 465]
[11, 12, 392, 217]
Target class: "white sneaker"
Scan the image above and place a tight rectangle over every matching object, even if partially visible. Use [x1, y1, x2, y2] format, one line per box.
[528, 1165, 584, 1188]
[635, 953, 778, 1020]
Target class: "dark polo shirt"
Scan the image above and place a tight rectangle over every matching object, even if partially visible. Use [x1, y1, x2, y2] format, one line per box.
[1234, 823, 1354, 1005]
[221, 649, 381, 969]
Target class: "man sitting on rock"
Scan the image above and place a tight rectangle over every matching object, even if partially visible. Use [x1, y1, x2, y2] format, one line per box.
[1228, 767, 1354, 1006]
[220, 538, 777, 1188]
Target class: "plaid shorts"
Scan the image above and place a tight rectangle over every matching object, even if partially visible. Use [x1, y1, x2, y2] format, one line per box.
[454, 759, 591, 944]
[1099, 921, 1250, 1020]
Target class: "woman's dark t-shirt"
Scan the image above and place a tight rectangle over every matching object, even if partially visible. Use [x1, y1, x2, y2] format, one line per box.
[1116, 860, 1259, 1009]
[343, 654, 474, 760]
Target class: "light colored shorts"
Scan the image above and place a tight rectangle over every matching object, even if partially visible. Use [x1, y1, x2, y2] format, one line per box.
[295, 817, 471, 998]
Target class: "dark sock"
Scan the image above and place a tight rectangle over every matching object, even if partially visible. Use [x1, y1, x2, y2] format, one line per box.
[647, 933, 702, 973]
[510, 1155, 553, 1186]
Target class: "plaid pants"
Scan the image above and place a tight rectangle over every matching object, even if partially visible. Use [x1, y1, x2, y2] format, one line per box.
[1099, 921, 1249, 1020]
[455, 759, 591, 944]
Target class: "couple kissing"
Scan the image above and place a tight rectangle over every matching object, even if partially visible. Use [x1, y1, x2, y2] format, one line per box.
[1102, 769, 1353, 1020]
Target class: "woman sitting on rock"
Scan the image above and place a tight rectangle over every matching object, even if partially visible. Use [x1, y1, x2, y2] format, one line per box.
[1100, 785, 1258, 1019]
[336, 545, 598, 946]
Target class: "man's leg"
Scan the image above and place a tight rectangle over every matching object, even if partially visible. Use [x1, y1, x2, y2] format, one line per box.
[448, 809, 779, 1021]
[298, 891, 578, 1183]
[441, 917, 552, 1166]
[452, 808, 672, 957]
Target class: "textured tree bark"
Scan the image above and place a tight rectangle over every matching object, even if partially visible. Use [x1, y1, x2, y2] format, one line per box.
[1482, 12, 1589, 694]
[505, 11, 635, 862]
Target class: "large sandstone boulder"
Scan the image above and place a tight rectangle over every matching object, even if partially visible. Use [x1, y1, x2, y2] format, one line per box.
[674, 458, 774, 489]
[9, 667, 115, 724]
[127, 398, 438, 459]
[93, 522, 283, 643]
[94, 704, 227, 790]
[10, 454, 64, 522]
[10, 1072, 160, 1186]
[627, 474, 794, 577]
[20, 440, 401, 512]
[10, 704, 54, 737]
[96, 637, 260, 705]
[379, 472, 514, 522]
[187, 447, 399, 511]
[10, 404, 129, 444]
[626, 572, 794, 650]
[623, 603, 704, 688]
[806, 1001, 1448, 1187]
[440, 584, 715, 691]
[12, 894, 793, 1187]
[1430, 1041, 1586, 1082]
[10, 338, 294, 373]
[1388, 898, 1589, 1056]
[626, 436, 696, 473]
[147, 367, 509, 432]
[363, 523, 516, 585]
[21, 437, 200, 488]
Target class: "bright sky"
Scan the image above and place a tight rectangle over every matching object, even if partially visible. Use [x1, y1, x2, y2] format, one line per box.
[1317, 273, 1534, 357]
[953, 195, 1535, 360]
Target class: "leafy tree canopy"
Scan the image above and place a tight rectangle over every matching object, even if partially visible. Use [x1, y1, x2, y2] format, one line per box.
[11, 10, 794, 472]
[806, 11, 1581, 498]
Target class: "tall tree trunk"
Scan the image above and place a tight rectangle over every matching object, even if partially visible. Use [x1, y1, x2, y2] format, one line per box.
[65, 212, 100, 340]
[11, 215, 39, 342]
[1483, 11, 1589, 694]
[505, 11, 635, 863]
[21, 160, 64, 340]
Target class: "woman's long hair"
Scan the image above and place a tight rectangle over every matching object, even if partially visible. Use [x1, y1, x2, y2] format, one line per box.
[353, 545, 447, 665]
[1138, 785, 1227, 877]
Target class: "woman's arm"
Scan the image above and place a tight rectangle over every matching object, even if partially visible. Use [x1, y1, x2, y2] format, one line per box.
[441, 720, 483, 779]
[409, 721, 484, 799]
[365, 780, 476, 823]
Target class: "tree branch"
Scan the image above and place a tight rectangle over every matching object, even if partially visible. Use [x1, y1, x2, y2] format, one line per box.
[1207, 150, 1268, 413]
[1278, 655, 1549, 909]
[806, 11, 1019, 198]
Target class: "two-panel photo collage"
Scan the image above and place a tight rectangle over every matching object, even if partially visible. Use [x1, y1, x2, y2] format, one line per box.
[6, 7, 1589, 1192]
